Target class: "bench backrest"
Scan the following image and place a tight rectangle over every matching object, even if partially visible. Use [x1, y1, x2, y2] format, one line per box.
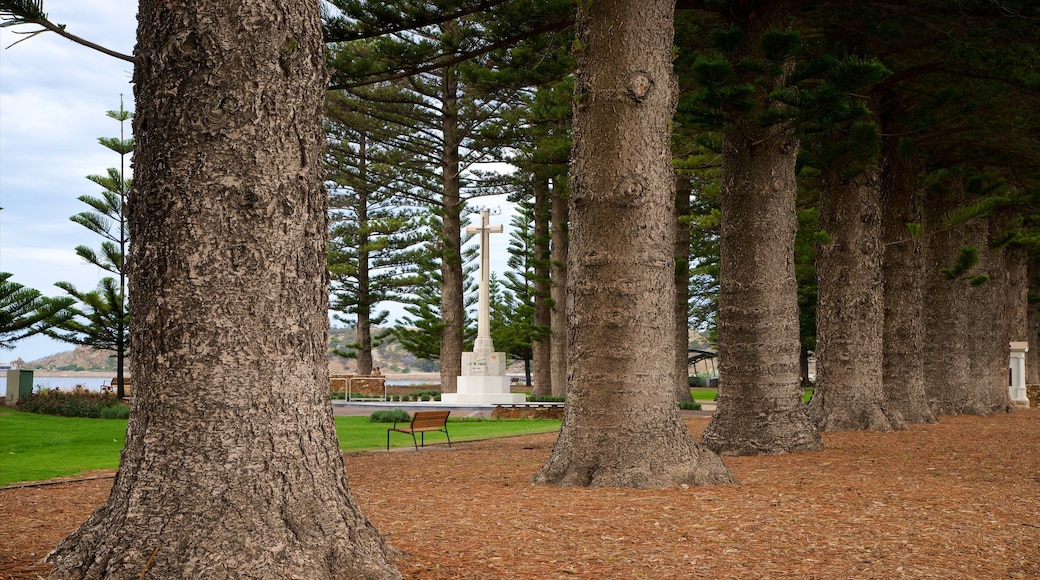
[411, 410, 450, 429]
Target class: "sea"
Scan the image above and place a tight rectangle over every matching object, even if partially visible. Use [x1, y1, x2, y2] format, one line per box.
[1, 374, 431, 395]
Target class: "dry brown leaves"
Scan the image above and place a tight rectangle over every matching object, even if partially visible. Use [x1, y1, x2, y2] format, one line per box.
[2, 409, 1038, 579]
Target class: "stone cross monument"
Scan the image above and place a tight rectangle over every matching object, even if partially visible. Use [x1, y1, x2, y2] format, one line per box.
[470, 209, 502, 357]
[440, 209, 525, 404]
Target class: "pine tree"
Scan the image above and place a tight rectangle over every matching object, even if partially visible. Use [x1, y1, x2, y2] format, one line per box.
[47, 101, 133, 397]
[326, 85, 433, 373]
[0, 273, 73, 350]
[327, 4, 527, 391]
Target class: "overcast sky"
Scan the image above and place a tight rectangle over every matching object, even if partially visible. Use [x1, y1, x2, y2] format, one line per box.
[1, 3, 516, 363]
[1, 2, 135, 362]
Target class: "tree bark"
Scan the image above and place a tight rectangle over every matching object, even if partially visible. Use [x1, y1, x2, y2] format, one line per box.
[1007, 245, 1029, 345]
[439, 63, 463, 394]
[810, 168, 900, 431]
[698, 3, 821, 456]
[700, 119, 823, 455]
[533, 0, 732, 487]
[1028, 258, 1040, 385]
[879, 143, 935, 424]
[923, 178, 1010, 417]
[549, 179, 569, 397]
[922, 179, 974, 416]
[532, 176, 553, 396]
[46, 2, 400, 578]
[963, 217, 1013, 415]
[356, 132, 374, 375]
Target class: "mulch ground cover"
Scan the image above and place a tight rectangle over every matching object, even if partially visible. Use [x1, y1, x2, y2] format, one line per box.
[2, 409, 1038, 579]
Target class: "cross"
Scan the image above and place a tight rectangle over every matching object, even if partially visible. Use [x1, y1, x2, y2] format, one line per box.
[466, 209, 503, 354]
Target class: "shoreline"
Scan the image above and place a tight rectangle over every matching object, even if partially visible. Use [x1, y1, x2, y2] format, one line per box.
[17, 370, 443, 382]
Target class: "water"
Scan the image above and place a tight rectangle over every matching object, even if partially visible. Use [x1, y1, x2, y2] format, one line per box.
[1, 376, 110, 393]
[1, 375, 433, 394]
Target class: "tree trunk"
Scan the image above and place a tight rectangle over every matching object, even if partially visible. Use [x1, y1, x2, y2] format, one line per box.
[549, 178, 569, 398]
[879, 144, 935, 424]
[922, 180, 973, 416]
[963, 217, 1013, 415]
[1007, 245, 1029, 344]
[700, 118, 823, 455]
[1028, 258, 1040, 385]
[533, 0, 732, 487]
[674, 176, 694, 403]
[439, 64, 463, 394]
[356, 132, 374, 375]
[810, 168, 899, 431]
[698, 3, 821, 456]
[532, 176, 553, 396]
[46, 2, 400, 578]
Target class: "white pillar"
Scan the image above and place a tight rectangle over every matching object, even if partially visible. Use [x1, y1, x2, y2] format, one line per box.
[1009, 341, 1030, 407]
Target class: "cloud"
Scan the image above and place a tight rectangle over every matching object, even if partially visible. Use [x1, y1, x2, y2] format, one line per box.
[0, 2, 134, 361]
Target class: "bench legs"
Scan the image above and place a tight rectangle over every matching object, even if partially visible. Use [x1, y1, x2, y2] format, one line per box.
[386, 429, 452, 451]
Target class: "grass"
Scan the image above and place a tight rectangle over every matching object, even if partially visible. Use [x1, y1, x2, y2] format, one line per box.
[350, 416, 561, 452]
[0, 406, 128, 486]
[0, 407, 560, 487]
[690, 388, 814, 403]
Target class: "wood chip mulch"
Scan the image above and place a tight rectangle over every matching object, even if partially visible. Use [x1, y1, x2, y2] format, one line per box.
[2, 409, 1038, 579]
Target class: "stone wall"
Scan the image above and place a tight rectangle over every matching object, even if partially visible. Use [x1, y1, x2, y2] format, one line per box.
[491, 405, 564, 419]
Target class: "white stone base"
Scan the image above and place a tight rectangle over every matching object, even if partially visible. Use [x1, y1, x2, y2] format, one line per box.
[441, 375, 526, 405]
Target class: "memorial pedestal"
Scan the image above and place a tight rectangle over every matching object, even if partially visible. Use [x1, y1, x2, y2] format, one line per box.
[441, 350, 525, 404]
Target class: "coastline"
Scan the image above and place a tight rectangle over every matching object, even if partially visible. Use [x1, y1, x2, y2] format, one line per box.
[21, 370, 442, 383]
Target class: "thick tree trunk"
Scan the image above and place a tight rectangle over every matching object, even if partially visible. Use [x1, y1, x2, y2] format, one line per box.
[439, 64, 463, 394]
[549, 179, 569, 397]
[698, 3, 821, 455]
[675, 177, 694, 403]
[1007, 245, 1029, 344]
[922, 180, 973, 416]
[532, 176, 553, 396]
[1028, 258, 1040, 385]
[46, 2, 400, 578]
[963, 218, 1013, 415]
[879, 145, 935, 424]
[700, 119, 823, 455]
[534, 0, 732, 487]
[810, 168, 899, 431]
[927, 181, 1006, 417]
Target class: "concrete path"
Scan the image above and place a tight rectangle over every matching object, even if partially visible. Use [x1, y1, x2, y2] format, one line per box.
[332, 399, 717, 418]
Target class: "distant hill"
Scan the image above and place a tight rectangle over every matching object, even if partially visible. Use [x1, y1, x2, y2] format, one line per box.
[27, 345, 120, 372]
[26, 328, 440, 374]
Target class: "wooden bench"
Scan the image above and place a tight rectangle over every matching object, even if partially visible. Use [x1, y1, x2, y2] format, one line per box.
[103, 378, 131, 397]
[387, 410, 452, 451]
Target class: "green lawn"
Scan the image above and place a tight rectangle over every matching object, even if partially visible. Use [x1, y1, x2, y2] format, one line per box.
[0, 407, 128, 486]
[0, 407, 560, 487]
[689, 388, 814, 402]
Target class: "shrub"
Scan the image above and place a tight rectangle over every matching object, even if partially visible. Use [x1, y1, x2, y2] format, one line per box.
[368, 409, 412, 423]
[330, 391, 346, 400]
[17, 387, 123, 418]
[527, 395, 565, 403]
[678, 401, 702, 411]
[409, 389, 441, 400]
[100, 404, 131, 419]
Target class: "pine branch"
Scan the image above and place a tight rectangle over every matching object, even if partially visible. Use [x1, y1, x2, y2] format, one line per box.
[0, 0, 135, 62]
[329, 23, 561, 90]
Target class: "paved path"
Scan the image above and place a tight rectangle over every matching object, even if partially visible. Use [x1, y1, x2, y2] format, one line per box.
[332, 400, 716, 418]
